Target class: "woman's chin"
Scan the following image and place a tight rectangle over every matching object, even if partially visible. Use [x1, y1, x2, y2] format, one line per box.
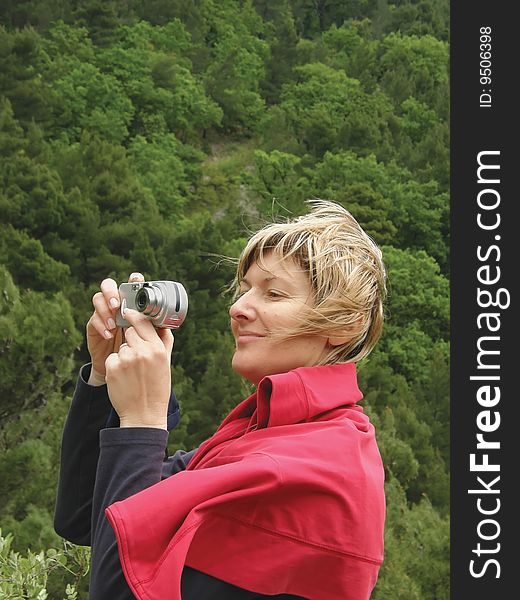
[231, 356, 261, 386]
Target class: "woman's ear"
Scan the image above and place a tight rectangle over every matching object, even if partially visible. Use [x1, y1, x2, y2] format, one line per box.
[327, 334, 351, 347]
[327, 315, 365, 347]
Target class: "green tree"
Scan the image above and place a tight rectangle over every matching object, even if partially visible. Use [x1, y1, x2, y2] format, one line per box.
[400, 96, 438, 143]
[359, 355, 449, 512]
[413, 345, 450, 467]
[277, 62, 396, 158]
[0, 97, 25, 155]
[93, 21, 222, 140]
[0, 226, 71, 291]
[289, 0, 378, 36]
[371, 476, 449, 598]
[0, 26, 53, 126]
[382, 245, 449, 342]
[50, 134, 168, 274]
[127, 134, 205, 218]
[381, 0, 450, 41]
[0, 266, 80, 422]
[249, 149, 303, 206]
[184, 332, 244, 448]
[376, 32, 449, 116]
[203, 2, 269, 132]
[150, 54, 223, 140]
[0, 151, 67, 240]
[253, 0, 300, 104]
[71, 0, 123, 47]
[40, 19, 95, 61]
[49, 61, 134, 143]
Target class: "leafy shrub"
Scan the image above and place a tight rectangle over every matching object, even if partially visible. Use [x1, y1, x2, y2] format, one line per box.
[0, 529, 89, 600]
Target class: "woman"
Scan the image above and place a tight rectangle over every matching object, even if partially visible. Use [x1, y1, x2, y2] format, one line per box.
[54, 199, 387, 599]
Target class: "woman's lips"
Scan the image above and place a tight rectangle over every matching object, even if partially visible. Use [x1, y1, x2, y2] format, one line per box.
[236, 332, 265, 342]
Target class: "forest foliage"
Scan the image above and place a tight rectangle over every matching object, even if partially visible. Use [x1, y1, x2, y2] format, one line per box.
[0, 1, 449, 597]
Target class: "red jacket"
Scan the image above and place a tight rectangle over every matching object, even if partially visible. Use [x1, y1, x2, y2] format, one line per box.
[106, 363, 385, 599]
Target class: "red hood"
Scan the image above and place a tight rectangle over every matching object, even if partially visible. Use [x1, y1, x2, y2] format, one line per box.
[106, 362, 385, 599]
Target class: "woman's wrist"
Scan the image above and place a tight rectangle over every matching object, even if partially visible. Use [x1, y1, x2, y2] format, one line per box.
[119, 417, 167, 430]
[88, 367, 106, 387]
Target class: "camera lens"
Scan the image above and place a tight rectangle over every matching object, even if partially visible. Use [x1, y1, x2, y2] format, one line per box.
[135, 288, 148, 312]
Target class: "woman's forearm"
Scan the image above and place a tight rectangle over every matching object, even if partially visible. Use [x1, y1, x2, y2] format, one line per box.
[54, 364, 112, 546]
[89, 427, 168, 598]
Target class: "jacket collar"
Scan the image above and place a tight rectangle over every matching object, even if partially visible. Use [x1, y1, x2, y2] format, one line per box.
[255, 362, 362, 429]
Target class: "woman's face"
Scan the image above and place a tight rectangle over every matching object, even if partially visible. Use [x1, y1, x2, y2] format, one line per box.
[229, 252, 328, 385]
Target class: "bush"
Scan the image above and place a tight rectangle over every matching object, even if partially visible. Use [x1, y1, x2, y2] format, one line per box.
[0, 529, 89, 599]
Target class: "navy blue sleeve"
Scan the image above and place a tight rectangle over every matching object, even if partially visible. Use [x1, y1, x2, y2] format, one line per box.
[89, 427, 167, 598]
[54, 365, 113, 545]
[54, 364, 186, 546]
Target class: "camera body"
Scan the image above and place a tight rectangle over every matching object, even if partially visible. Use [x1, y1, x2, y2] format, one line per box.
[116, 280, 188, 329]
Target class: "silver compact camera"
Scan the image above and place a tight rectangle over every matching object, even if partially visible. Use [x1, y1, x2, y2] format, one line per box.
[116, 280, 188, 329]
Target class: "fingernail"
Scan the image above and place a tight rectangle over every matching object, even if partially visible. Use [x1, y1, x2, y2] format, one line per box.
[104, 329, 113, 339]
[107, 318, 116, 330]
[129, 272, 141, 281]
[110, 298, 119, 308]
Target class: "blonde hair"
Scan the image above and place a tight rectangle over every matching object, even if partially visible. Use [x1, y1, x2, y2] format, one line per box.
[232, 199, 387, 364]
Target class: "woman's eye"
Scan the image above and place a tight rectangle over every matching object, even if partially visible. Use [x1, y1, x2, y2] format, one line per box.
[267, 290, 284, 299]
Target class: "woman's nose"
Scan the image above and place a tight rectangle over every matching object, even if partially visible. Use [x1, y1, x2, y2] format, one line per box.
[229, 291, 254, 320]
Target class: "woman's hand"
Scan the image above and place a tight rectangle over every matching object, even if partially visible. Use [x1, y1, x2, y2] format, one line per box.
[104, 308, 174, 430]
[86, 273, 144, 385]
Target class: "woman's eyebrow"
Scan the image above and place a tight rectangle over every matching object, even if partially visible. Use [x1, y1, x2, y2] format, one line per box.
[241, 275, 300, 294]
[241, 275, 289, 285]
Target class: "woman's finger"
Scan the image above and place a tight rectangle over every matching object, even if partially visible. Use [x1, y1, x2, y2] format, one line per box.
[105, 352, 119, 374]
[100, 278, 120, 311]
[88, 311, 114, 340]
[157, 328, 174, 357]
[121, 309, 159, 343]
[128, 272, 144, 283]
[118, 342, 135, 362]
[121, 326, 143, 347]
[92, 292, 117, 332]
